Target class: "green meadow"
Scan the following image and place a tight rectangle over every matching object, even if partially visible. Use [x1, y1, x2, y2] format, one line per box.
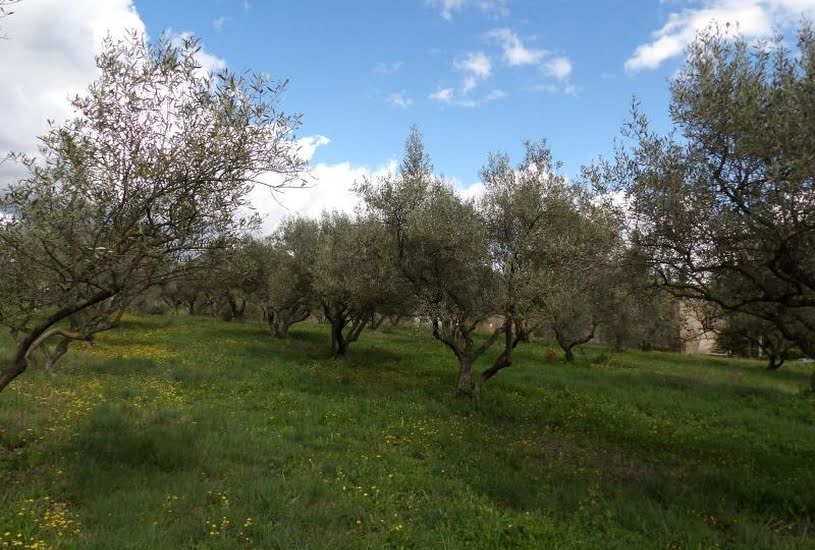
[1, 315, 814, 549]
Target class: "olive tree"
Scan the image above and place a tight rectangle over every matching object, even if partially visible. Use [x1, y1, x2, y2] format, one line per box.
[479, 140, 598, 373]
[599, 249, 683, 352]
[0, 33, 304, 392]
[313, 212, 405, 358]
[262, 217, 319, 338]
[600, 24, 815, 378]
[717, 312, 794, 370]
[196, 237, 273, 322]
[360, 128, 506, 395]
[540, 196, 624, 361]
[478, 141, 625, 363]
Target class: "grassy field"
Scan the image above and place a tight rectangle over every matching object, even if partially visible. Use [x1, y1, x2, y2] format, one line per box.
[1, 315, 814, 549]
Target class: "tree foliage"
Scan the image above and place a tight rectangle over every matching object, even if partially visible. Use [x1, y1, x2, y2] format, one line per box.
[0, 33, 303, 391]
[312, 212, 405, 358]
[600, 24, 815, 378]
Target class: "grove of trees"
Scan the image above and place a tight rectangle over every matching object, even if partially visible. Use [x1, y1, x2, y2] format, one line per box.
[2, 23, 814, 396]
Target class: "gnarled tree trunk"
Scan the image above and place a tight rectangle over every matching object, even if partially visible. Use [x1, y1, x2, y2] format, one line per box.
[324, 303, 369, 359]
[268, 308, 310, 339]
[0, 289, 114, 392]
[456, 356, 474, 395]
[553, 321, 597, 363]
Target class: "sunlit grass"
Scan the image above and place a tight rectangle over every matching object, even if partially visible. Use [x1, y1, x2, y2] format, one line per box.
[1, 315, 814, 548]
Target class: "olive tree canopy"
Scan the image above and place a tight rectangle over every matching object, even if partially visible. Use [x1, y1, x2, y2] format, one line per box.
[0, 32, 304, 391]
[599, 24, 815, 374]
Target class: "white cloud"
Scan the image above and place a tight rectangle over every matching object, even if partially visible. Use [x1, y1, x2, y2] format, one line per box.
[296, 135, 331, 161]
[374, 60, 404, 74]
[429, 87, 455, 103]
[543, 56, 573, 80]
[454, 51, 492, 78]
[626, 0, 815, 72]
[426, 0, 467, 20]
[0, 0, 145, 181]
[531, 82, 580, 96]
[478, 0, 510, 18]
[483, 28, 576, 93]
[484, 88, 507, 101]
[247, 136, 397, 231]
[386, 91, 413, 109]
[429, 86, 506, 107]
[426, 0, 509, 20]
[486, 28, 546, 66]
[563, 83, 580, 96]
[454, 51, 492, 94]
[242, 0, 251, 11]
[170, 31, 227, 75]
[212, 16, 229, 32]
[0, 0, 229, 188]
[458, 180, 485, 201]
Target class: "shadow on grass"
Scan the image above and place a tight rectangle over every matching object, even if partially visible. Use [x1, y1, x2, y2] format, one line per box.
[67, 403, 201, 474]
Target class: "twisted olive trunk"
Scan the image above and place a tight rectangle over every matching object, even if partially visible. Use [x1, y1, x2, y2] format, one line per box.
[456, 357, 474, 396]
[0, 289, 114, 393]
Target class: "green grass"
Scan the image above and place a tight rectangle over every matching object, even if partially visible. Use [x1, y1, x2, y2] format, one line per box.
[1, 315, 814, 549]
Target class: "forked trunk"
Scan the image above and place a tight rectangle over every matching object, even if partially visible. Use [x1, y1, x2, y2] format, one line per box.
[766, 352, 784, 371]
[564, 346, 575, 362]
[270, 317, 290, 339]
[44, 338, 71, 372]
[370, 314, 386, 331]
[0, 289, 115, 392]
[480, 320, 514, 382]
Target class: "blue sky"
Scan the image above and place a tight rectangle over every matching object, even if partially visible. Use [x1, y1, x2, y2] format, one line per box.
[3, 0, 814, 228]
[133, 0, 689, 184]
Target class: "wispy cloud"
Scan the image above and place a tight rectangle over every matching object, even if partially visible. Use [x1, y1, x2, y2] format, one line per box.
[454, 51, 492, 78]
[453, 51, 492, 95]
[374, 60, 404, 74]
[429, 86, 506, 107]
[625, 0, 815, 72]
[478, 0, 510, 18]
[486, 28, 545, 66]
[386, 90, 413, 109]
[426, 0, 466, 20]
[543, 56, 572, 80]
[426, 0, 509, 20]
[531, 82, 580, 96]
[429, 87, 455, 103]
[483, 28, 577, 92]
[212, 16, 229, 32]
